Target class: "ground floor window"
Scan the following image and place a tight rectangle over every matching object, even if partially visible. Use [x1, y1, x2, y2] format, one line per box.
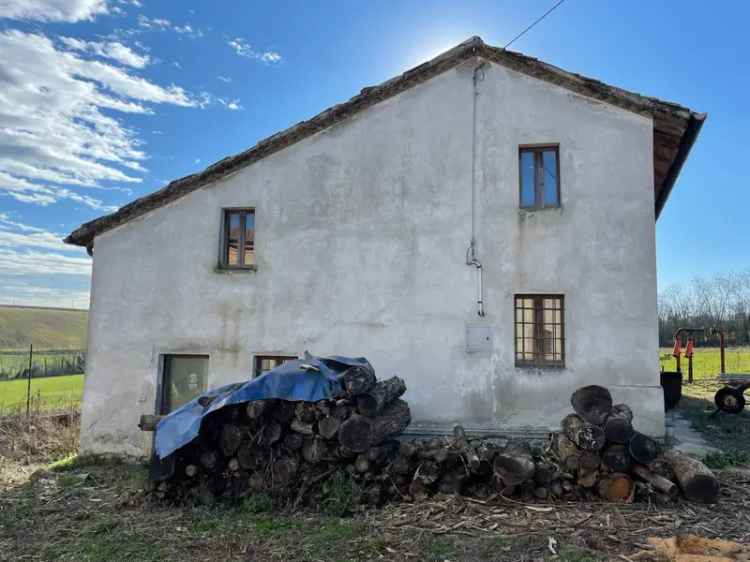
[254, 355, 297, 377]
[515, 295, 565, 368]
[160, 355, 209, 414]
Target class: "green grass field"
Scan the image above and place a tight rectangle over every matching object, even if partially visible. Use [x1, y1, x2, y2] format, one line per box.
[659, 346, 750, 380]
[0, 374, 84, 412]
[0, 305, 87, 351]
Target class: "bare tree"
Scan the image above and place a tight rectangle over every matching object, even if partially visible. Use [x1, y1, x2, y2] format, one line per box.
[657, 269, 750, 346]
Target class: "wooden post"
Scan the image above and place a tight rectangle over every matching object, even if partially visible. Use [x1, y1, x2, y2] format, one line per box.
[26, 343, 33, 417]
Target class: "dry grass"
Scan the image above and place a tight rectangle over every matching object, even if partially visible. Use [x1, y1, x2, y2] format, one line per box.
[1, 455, 749, 562]
[0, 406, 79, 488]
[0, 402, 749, 561]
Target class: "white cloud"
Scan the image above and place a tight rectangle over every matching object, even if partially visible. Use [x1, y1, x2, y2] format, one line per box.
[217, 75, 232, 83]
[0, 285, 90, 308]
[0, 173, 117, 211]
[0, 213, 90, 274]
[260, 51, 282, 64]
[0, 29, 198, 210]
[0, 248, 91, 276]
[173, 24, 203, 38]
[60, 36, 150, 68]
[137, 15, 203, 38]
[228, 37, 282, 64]
[0, 213, 70, 252]
[0, 214, 91, 306]
[0, 0, 108, 22]
[218, 98, 243, 111]
[193, 92, 244, 112]
[136, 14, 170, 29]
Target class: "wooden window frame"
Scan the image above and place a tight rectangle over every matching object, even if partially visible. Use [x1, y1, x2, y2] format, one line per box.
[254, 354, 297, 378]
[158, 354, 209, 415]
[514, 294, 565, 369]
[519, 145, 561, 209]
[220, 208, 256, 270]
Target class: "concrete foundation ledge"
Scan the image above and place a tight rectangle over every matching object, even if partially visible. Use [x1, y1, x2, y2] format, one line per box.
[406, 384, 666, 440]
[608, 384, 666, 437]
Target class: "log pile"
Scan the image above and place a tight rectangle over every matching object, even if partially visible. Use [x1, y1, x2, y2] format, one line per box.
[149, 380, 719, 508]
[152, 366, 412, 506]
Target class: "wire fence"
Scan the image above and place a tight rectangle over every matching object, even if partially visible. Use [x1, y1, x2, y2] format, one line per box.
[0, 348, 86, 380]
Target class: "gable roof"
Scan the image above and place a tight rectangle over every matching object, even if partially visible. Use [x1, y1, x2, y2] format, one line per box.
[65, 36, 705, 248]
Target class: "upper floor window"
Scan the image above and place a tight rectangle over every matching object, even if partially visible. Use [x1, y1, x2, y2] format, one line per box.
[221, 208, 255, 268]
[515, 295, 565, 368]
[519, 146, 560, 209]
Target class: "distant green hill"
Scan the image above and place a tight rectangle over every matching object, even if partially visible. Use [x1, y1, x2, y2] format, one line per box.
[0, 306, 88, 350]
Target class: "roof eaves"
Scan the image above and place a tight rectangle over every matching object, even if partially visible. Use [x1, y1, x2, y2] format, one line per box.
[64, 37, 484, 248]
[654, 112, 707, 219]
[64, 36, 702, 246]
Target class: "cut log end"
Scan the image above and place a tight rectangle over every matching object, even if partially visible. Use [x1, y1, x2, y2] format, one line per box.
[598, 473, 634, 503]
[493, 442, 535, 486]
[628, 432, 659, 464]
[683, 476, 721, 504]
[663, 452, 719, 504]
[355, 376, 407, 417]
[570, 385, 613, 425]
[338, 365, 376, 397]
[338, 414, 373, 453]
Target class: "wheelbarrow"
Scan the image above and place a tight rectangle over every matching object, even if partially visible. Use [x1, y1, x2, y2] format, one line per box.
[714, 374, 750, 414]
[711, 328, 750, 415]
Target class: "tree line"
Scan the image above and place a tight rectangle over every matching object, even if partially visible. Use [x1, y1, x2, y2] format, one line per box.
[658, 270, 750, 347]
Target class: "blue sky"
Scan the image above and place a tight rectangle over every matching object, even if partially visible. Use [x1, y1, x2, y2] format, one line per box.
[0, 0, 747, 308]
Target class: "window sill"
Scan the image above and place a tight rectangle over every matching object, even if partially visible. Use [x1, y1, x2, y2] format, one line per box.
[519, 205, 562, 213]
[214, 265, 257, 274]
[515, 364, 565, 371]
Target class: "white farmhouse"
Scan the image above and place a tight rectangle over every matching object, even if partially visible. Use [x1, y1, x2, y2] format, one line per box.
[66, 37, 705, 457]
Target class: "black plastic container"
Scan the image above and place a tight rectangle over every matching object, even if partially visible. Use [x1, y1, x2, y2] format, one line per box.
[660, 371, 683, 410]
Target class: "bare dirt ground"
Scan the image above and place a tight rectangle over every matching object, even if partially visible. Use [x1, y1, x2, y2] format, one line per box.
[1, 412, 749, 562]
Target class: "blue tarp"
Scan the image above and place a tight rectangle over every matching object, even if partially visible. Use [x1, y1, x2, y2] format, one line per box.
[154, 355, 371, 459]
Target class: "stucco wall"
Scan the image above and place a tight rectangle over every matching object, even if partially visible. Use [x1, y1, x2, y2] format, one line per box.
[80, 58, 662, 457]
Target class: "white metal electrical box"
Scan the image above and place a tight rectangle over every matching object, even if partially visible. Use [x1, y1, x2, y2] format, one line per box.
[465, 322, 493, 353]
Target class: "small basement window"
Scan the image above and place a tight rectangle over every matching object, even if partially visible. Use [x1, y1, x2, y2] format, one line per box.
[254, 355, 297, 377]
[221, 208, 255, 268]
[160, 355, 208, 414]
[519, 146, 560, 209]
[515, 295, 565, 368]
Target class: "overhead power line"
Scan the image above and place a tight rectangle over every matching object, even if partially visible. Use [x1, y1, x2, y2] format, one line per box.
[504, 0, 566, 49]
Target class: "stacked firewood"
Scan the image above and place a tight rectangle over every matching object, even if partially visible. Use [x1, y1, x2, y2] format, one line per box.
[151, 380, 719, 507]
[154, 365, 413, 505]
[541, 385, 715, 503]
[359, 385, 718, 505]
